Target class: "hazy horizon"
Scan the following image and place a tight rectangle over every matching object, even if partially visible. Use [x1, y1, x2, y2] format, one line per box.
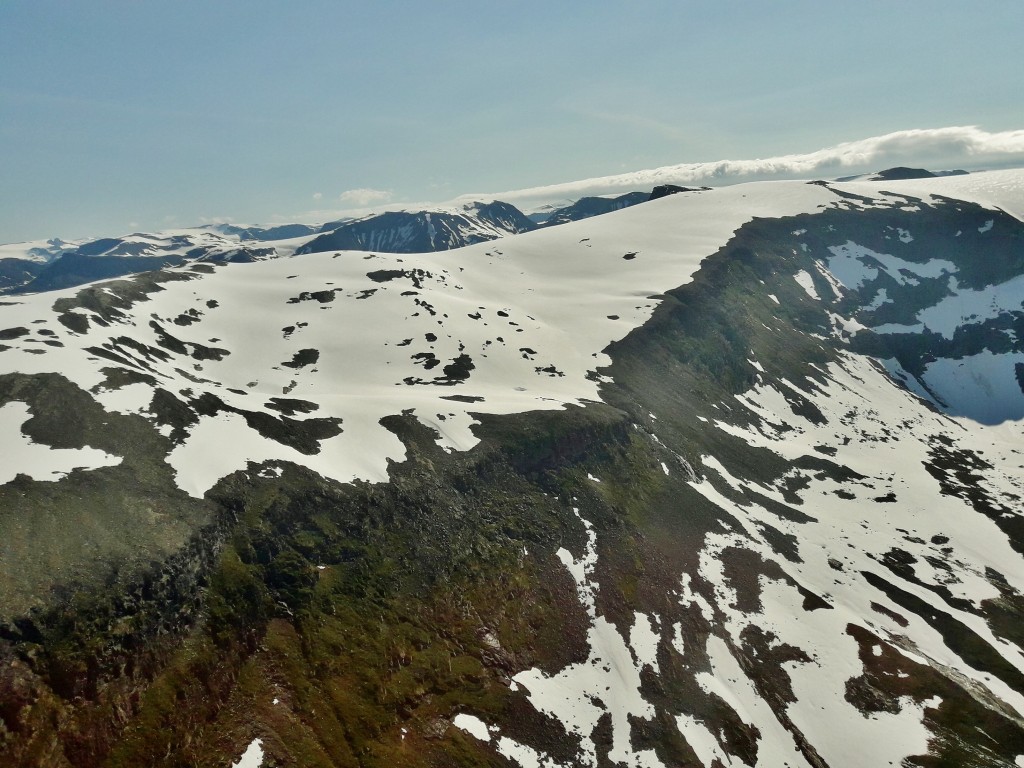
[3, 1, 1023, 242]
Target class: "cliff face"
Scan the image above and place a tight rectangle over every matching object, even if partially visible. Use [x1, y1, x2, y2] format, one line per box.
[3, 174, 1024, 767]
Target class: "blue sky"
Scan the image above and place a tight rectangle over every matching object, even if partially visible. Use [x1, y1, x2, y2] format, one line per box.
[2, 1, 1023, 242]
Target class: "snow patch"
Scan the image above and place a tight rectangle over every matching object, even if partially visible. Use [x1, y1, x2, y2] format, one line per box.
[863, 287, 892, 311]
[922, 349, 1024, 424]
[230, 739, 263, 768]
[453, 713, 491, 742]
[629, 612, 661, 673]
[826, 241, 956, 290]
[794, 270, 819, 300]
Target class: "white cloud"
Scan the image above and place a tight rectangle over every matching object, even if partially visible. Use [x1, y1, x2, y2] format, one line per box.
[339, 188, 392, 206]
[312, 192, 323, 201]
[278, 126, 1024, 227]
[457, 126, 1024, 210]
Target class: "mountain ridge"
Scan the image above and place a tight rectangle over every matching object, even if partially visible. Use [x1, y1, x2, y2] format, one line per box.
[1, 169, 1024, 767]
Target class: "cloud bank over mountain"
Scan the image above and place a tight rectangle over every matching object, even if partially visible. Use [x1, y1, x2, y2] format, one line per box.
[454, 126, 1024, 209]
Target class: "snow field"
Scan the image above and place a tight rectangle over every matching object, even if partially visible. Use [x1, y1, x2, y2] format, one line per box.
[0, 181, 842, 496]
[690, 353, 1024, 753]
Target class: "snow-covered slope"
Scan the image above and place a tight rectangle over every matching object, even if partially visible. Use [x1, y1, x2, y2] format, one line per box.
[4, 173, 1021, 496]
[0, 182, 846, 496]
[3, 170, 1024, 767]
[444, 171, 1024, 768]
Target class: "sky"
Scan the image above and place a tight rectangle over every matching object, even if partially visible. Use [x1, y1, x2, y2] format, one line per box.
[2, 1, 1024, 243]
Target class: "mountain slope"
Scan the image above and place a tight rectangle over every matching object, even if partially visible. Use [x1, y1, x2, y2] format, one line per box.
[297, 201, 537, 255]
[0, 239, 77, 292]
[1, 171, 1024, 767]
[531, 191, 650, 226]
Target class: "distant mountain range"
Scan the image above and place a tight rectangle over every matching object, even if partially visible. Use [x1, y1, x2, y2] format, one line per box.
[0, 191, 674, 295]
[296, 201, 537, 255]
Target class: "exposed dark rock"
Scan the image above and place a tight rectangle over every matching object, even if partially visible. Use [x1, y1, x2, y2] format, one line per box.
[648, 184, 711, 200]
[281, 348, 320, 369]
[535, 191, 649, 227]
